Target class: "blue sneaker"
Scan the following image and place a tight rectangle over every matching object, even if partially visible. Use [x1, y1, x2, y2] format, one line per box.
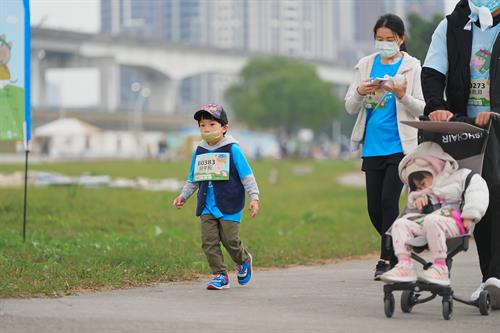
[237, 254, 253, 285]
[207, 274, 229, 290]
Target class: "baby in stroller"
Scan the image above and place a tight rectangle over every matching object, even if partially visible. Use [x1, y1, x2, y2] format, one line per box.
[381, 141, 489, 286]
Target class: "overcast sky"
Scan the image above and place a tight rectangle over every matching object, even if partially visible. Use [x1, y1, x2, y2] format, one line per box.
[30, 0, 100, 33]
[445, 0, 460, 13]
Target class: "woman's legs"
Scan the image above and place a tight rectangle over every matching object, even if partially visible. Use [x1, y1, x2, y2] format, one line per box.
[365, 169, 392, 279]
[365, 164, 404, 261]
[380, 163, 404, 262]
[365, 169, 384, 236]
[364, 155, 404, 279]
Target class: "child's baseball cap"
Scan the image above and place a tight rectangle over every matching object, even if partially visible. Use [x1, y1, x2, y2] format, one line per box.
[194, 103, 228, 125]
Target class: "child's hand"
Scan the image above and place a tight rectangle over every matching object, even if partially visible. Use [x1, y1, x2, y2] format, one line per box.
[413, 196, 428, 210]
[249, 200, 259, 218]
[173, 196, 186, 209]
[463, 218, 474, 231]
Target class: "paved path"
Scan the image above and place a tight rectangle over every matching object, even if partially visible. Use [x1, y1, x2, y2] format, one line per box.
[0, 245, 498, 333]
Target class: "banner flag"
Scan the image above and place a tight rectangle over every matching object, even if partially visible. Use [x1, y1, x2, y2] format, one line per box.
[0, 0, 31, 146]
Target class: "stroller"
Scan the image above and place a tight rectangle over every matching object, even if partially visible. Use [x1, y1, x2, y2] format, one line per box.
[382, 114, 500, 320]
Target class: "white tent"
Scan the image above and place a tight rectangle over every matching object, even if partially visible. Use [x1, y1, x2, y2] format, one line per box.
[33, 118, 165, 159]
[35, 118, 101, 137]
[34, 118, 102, 158]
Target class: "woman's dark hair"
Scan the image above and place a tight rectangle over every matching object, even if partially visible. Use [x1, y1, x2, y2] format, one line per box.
[373, 14, 407, 52]
[408, 171, 432, 191]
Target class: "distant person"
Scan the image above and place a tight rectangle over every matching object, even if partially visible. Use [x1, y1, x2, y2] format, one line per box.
[173, 103, 260, 290]
[381, 142, 488, 286]
[345, 14, 425, 280]
[279, 140, 288, 159]
[421, 0, 500, 304]
[158, 140, 168, 160]
[255, 146, 262, 160]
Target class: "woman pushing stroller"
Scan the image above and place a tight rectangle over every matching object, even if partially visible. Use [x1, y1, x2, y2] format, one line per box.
[381, 141, 489, 286]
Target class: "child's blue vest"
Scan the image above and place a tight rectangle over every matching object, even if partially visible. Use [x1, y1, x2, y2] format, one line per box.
[195, 143, 245, 216]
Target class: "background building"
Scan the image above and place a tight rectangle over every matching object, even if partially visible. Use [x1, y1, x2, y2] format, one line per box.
[101, 0, 445, 60]
[100, 0, 446, 112]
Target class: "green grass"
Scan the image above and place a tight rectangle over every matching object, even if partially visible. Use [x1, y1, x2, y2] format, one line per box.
[0, 159, 378, 297]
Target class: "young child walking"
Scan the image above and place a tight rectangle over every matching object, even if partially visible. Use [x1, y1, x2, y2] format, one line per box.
[381, 141, 489, 286]
[173, 103, 260, 290]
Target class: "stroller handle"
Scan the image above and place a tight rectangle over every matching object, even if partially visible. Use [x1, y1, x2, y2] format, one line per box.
[419, 115, 475, 124]
[420, 113, 499, 124]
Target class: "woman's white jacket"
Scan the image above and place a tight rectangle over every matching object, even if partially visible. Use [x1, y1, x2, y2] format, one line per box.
[344, 52, 425, 154]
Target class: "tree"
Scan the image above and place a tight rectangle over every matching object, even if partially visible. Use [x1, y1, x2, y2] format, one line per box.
[406, 12, 444, 62]
[225, 57, 343, 136]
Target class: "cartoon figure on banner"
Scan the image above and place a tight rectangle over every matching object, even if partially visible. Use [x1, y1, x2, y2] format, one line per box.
[0, 35, 12, 89]
[0, 32, 24, 141]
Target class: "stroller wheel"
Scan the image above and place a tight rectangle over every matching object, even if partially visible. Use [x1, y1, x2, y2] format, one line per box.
[442, 299, 453, 320]
[401, 290, 415, 313]
[384, 293, 395, 318]
[478, 290, 491, 316]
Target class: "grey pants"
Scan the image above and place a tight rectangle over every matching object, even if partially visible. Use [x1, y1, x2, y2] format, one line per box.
[200, 214, 249, 275]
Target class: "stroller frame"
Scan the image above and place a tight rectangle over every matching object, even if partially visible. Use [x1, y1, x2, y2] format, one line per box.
[382, 116, 497, 320]
[383, 234, 491, 320]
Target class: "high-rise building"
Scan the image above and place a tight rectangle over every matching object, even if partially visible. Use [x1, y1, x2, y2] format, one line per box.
[101, 0, 203, 43]
[244, 0, 337, 60]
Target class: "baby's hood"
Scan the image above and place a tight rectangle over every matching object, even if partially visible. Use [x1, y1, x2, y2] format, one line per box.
[398, 142, 459, 184]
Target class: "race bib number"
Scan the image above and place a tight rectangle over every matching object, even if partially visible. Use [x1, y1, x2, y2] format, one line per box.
[194, 153, 230, 181]
[468, 78, 490, 107]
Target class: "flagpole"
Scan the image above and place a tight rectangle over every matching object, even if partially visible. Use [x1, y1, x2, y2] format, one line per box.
[22, 147, 29, 242]
[22, 121, 29, 242]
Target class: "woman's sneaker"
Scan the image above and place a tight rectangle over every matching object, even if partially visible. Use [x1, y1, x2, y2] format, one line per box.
[380, 264, 417, 283]
[207, 274, 229, 290]
[470, 282, 485, 302]
[418, 265, 450, 286]
[374, 260, 391, 281]
[484, 277, 500, 309]
[237, 254, 253, 285]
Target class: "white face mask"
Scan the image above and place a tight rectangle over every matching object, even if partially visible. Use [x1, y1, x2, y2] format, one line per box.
[470, 0, 500, 12]
[466, 0, 499, 31]
[375, 40, 400, 58]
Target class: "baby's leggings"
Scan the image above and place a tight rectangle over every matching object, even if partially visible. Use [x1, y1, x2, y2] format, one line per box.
[391, 213, 461, 260]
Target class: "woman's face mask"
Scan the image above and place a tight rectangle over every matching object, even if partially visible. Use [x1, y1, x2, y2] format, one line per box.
[470, 0, 500, 12]
[375, 40, 400, 58]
